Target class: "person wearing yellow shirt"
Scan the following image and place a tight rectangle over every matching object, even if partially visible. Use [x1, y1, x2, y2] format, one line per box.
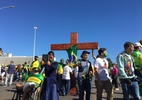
[22, 62, 29, 81]
[15, 67, 44, 100]
[29, 56, 41, 73]
[57, 58, 65, 95]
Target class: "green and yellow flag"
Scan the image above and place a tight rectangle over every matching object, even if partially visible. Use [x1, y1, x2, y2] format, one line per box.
[66, 44, 78, 67]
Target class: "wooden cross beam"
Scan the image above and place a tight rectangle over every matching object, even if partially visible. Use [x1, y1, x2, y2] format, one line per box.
[51, 32, 98, 50]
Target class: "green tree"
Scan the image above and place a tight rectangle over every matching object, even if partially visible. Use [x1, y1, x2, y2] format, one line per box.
[106, 58, 113, 69]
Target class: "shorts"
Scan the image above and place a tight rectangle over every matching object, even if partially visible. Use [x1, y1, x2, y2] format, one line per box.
[23, 82, 36, 92]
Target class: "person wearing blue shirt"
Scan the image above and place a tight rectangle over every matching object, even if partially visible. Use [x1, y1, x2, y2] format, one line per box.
[4, 61, 16, 87]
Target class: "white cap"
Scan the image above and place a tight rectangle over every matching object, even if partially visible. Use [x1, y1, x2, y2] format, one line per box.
[134, 42, 142, 47]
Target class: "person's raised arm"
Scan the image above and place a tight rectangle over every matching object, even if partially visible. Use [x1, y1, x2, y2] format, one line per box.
[92, 49, 96, 60]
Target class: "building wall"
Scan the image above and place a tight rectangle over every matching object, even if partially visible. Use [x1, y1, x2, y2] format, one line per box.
[0, 56, 42, 65]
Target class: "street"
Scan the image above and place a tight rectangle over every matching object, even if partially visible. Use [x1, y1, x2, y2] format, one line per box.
[0, 81, 124, 100]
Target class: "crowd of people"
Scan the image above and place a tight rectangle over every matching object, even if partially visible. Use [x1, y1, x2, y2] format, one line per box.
[0, 40, 142, 100]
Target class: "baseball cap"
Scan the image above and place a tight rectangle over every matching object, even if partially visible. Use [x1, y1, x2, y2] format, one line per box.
[134, 42, 142, 47]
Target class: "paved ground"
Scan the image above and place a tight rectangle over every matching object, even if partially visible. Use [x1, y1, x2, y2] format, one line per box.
[0, 81, 124, 100]
[59, 84, 124, 100]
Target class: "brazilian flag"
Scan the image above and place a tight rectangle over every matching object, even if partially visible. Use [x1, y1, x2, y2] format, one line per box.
[67, 44, 78, 67]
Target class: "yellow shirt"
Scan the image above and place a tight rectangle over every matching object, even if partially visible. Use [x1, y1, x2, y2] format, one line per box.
[57, 64, 63, 75]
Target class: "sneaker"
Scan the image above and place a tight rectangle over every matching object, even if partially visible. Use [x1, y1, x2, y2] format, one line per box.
[61, 93, 66, 96]
[2, 84, 7, 87]
[115, 88, 119, 91]
[129, 95, 133, 100]
[76, 93, 79, 95]
[102, 93, 104, 96]
[59, 92, 62, 96]
[1, 81, 4, 83]
[66, 93, 71, 96]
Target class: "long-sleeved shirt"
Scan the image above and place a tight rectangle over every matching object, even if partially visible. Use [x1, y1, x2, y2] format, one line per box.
[45, 61, 58, 77]
[116, 52, 136, 79]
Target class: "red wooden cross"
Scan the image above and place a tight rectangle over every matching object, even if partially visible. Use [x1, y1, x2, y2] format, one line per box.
[51, 32, 98, 50]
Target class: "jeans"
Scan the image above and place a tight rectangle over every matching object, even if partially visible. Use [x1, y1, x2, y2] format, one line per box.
[62, 79, 71, 94]
[5, 73, 14, 85]
[78, 77, 91, 100]
[15, 72, 20, 81]
[120, 79, 140, 100]
[90, 80, 92, 90]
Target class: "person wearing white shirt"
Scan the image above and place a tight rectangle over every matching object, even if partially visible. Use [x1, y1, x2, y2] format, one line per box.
[94, 48, 112, 100]
[62, 59, 73, 96]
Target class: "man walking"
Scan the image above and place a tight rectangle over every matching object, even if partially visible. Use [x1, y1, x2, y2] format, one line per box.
[4, 61, 16, 86]
[94, 48, 112, 100]
[117, 42, 140, 100]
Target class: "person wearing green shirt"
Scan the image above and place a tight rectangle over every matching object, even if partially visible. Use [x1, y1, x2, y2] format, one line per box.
[56, 58, 65, 95]
[132, 42, 142, 96]
[22, 62, 29, 81]
[139, 40, 142, 48]
[132, 42, 142, 68]
[15, 68, 44, 100]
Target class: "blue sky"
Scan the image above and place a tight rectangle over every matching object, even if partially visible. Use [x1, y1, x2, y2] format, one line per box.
[0, 0, 142, 63]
